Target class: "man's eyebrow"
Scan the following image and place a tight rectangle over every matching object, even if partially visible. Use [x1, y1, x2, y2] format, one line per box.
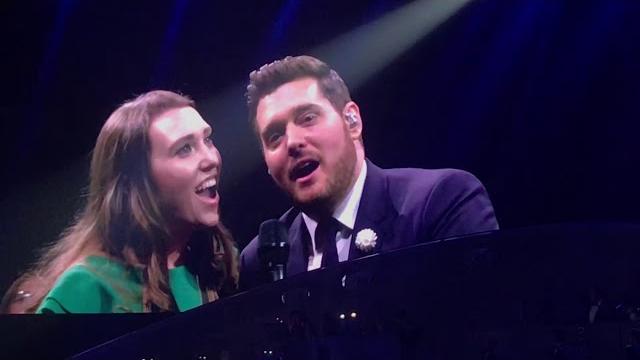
[260, 104, 321, 138]
[291, 103, 321, 117]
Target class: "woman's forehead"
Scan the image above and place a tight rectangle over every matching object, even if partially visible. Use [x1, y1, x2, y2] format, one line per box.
[149, 107, 210, 143]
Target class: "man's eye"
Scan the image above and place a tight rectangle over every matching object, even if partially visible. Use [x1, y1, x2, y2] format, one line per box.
[267, 132, 282, 147]
[176, 144, 193, 156]
[301, 113, 317, 123]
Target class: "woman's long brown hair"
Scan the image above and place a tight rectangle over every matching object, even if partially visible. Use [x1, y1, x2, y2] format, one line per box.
[5, 90, 238, 313]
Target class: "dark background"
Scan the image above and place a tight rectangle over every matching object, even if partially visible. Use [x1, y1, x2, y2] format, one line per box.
[1, 0, 639, 296]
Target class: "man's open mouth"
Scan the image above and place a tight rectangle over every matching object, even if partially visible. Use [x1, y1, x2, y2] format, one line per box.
[289, 160, 319, 181]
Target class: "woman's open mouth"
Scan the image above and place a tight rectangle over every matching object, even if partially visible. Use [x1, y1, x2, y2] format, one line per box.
[195, 179, 218, 200]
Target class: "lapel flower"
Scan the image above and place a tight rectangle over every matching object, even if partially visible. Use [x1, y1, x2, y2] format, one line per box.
[354, 228, 378, 253]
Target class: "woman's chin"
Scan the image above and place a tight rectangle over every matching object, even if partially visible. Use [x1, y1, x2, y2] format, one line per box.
[197, 213, 219, 228]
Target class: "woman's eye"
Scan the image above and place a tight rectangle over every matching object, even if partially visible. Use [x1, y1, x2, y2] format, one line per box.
[204, 135, 214, 147]
[176, 143, 193, 156]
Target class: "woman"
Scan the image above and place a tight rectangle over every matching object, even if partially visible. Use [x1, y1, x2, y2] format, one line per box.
[4, 90, 238, 313]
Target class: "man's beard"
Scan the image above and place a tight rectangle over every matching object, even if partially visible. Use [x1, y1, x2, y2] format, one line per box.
[292, 142, 357, 217]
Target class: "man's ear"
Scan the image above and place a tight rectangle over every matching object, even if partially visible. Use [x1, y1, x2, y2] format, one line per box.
[342, 101, 362, 140]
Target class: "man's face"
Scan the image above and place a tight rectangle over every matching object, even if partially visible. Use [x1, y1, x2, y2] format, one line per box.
[148, 107, 221, 229]
[255, 77, 358, 213]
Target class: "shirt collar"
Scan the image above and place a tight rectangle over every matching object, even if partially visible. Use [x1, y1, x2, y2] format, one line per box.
[302, 161, 368, 232]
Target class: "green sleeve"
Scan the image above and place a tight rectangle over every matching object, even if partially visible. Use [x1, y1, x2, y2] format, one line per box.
[36, 265, 113, 314]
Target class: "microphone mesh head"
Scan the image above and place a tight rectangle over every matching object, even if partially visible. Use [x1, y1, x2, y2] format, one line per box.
[258, 219, 290, 268]
[259, 219, 288, 246]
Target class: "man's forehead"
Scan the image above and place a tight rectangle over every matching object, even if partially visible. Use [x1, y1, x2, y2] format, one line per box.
[257, 78, 325, 121]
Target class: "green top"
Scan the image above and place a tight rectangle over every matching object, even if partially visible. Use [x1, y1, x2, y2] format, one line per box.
[36, 255, 203, 313]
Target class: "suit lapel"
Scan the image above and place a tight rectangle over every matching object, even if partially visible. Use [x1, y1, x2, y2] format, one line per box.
[285, 212, 309, 277]
[349, 161, 397, 260]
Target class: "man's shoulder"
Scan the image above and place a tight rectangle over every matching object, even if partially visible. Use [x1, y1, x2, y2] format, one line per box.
[240, 234, 260, 264]
[374, 165, 498, 239]
[381, 166, 483, 196]
[383, 166, 475, 181]
[370, 166, 492, 221]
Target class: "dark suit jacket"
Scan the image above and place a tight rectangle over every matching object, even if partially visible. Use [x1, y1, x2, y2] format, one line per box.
[239, 160, 498, 289]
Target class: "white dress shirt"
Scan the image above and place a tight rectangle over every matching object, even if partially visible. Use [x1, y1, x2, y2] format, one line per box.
[302, 162, 368, 271]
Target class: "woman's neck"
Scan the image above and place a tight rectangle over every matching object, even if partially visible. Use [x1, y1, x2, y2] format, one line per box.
[166, 224, 192, 269]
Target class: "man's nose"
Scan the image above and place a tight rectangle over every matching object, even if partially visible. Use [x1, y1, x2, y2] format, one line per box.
[286, 125, 306, 157]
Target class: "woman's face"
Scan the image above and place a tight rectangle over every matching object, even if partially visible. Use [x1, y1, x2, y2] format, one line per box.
[148, 106, 221, 229]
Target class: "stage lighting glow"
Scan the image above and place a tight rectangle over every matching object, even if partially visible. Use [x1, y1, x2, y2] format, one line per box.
[313, 0, 473, 90]
[201, 0, 473, 187]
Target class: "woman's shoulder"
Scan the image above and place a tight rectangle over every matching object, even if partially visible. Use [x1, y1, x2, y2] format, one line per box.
[36, 261, 111, 313]
[37, 256, 143, 313]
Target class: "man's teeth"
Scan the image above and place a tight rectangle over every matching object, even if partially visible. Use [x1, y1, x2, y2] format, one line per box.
[196, 179, 217, 193]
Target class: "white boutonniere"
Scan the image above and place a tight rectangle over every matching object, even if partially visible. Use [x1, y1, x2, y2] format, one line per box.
[355, 228, 378, 252]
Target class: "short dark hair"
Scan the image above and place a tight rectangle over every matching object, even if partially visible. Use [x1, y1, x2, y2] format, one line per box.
[246, 55, 352, 131]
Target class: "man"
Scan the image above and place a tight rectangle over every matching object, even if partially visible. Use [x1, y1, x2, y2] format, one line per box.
[240, 55, 498, 289]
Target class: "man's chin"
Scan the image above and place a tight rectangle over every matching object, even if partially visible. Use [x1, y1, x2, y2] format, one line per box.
[291, 189, 333, 213]
[291, 185, 319, 203]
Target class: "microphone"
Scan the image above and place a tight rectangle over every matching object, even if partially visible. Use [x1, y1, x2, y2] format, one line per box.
[258, 219, 290, 282]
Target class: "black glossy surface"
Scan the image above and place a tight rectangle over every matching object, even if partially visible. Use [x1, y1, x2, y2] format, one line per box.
[71, 223, 640, 359]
